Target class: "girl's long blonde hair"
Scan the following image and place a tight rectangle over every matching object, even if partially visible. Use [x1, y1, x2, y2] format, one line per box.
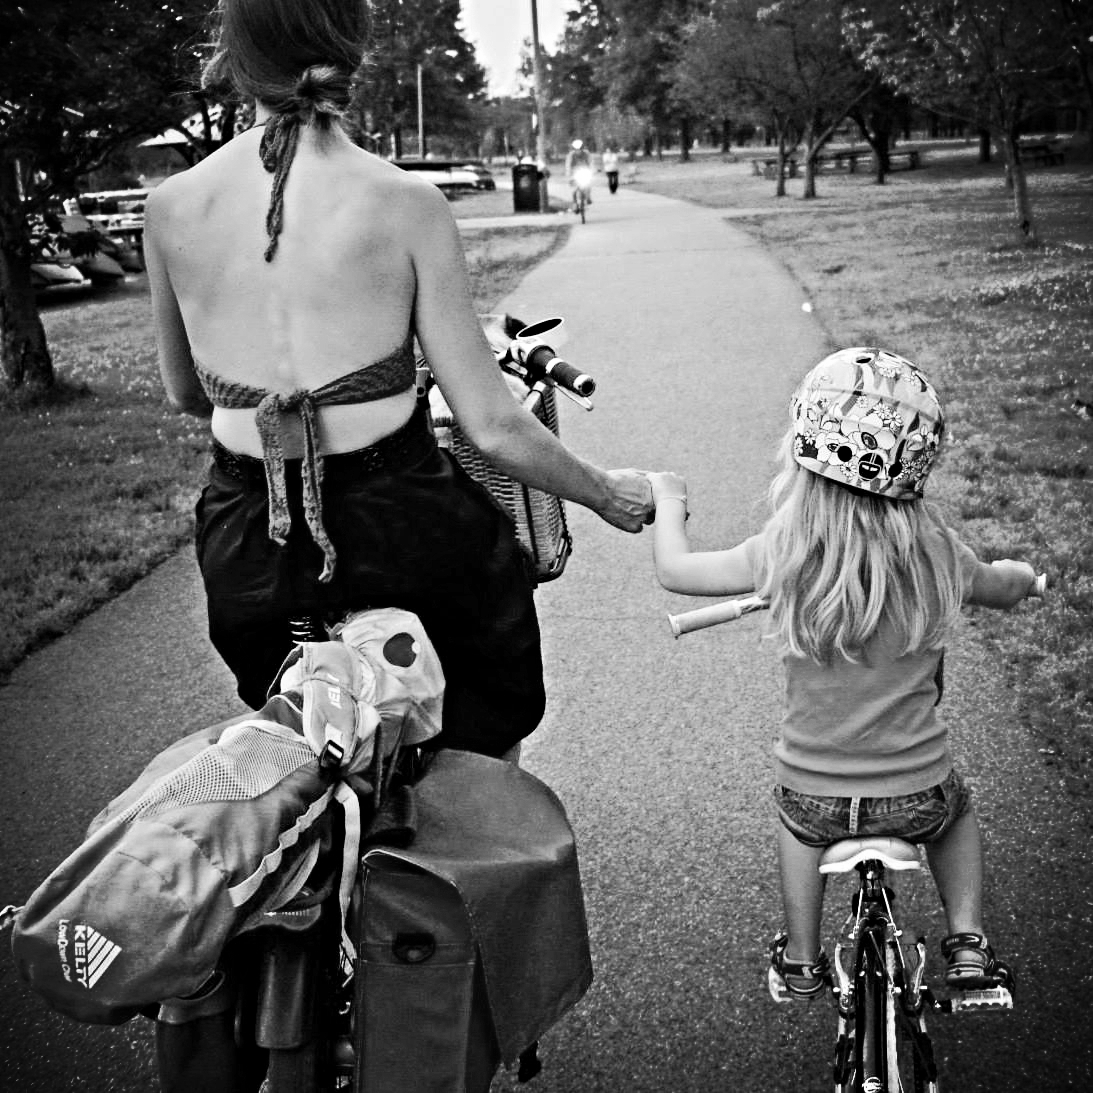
[755, 430, 965, 664]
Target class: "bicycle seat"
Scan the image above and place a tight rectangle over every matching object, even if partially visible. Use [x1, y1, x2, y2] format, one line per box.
[819, 837, 921, 874]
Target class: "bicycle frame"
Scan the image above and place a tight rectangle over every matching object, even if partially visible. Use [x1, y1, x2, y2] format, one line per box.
[823, 839, 936, 1093]
[821, 836, 1012, 1093]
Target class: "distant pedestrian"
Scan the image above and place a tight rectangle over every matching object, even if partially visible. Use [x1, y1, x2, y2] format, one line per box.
[646, 347, 1039, 1002]
[602, 147, 620, 194]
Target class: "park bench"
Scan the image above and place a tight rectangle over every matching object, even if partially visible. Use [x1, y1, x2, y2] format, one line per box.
[1018, 139, 1065, 167]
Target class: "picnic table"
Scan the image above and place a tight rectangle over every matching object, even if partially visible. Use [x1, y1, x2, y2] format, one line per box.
[822, 149, 872, 172]
[751, 156, 798, 179]
[1018, 139, 1066, 167]
[816, 148, 921, 172]
[887, 149, 921, 170]
[750, 147, 922, 179]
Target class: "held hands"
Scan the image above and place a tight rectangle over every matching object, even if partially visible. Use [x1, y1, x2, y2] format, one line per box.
[598, 468, 656, 532]
[646, 471, 689, 521]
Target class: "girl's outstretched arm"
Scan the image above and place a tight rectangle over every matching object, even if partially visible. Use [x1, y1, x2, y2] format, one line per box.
[967, 558, 1039, 609]
[648, 472, 754, 596]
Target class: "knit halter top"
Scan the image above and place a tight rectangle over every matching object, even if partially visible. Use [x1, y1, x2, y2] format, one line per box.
[194, 112, 417, 582]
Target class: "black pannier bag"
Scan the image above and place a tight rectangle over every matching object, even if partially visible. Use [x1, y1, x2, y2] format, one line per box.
[353, 749, 593, 1092]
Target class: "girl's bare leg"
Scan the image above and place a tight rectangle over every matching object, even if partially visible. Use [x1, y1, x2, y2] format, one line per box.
[924, 808, 984, 936]
[777, 824, 826, 960]
[925, 807, 989, 974]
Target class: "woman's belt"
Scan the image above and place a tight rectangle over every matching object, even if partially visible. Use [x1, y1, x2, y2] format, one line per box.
[211, 401, 436, 581]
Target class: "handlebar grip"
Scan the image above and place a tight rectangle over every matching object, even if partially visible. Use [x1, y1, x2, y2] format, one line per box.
[667, 596, 769, 638]
[524, 346, 596, 397]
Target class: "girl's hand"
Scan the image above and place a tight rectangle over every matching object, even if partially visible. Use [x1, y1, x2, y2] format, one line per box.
[647, 471, 688, 506]
[990, 559, 1039, 596]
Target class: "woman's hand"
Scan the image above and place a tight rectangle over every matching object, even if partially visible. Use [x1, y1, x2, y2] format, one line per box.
[596, 468, 655, 532]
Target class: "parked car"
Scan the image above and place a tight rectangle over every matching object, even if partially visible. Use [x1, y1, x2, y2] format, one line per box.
[28, 209, 139, 295]
[66, 189, 148, 251]
[391, 159, 496, 192]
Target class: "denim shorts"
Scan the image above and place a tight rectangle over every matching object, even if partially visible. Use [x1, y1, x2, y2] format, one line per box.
[772, 770, 971, 849]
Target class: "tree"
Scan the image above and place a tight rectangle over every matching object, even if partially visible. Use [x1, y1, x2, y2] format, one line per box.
[847, 0, 1079, 244]
[544, 1, 614, 146]
[599, 0, 706, 158]
[351, 0, 486, 158]
[1047, 0, 1093, 152]
[675, 0, 875, 195]
[0, 0, 209, 390]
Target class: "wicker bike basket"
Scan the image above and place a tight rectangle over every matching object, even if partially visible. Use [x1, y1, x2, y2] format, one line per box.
[424, 317, 573, 585]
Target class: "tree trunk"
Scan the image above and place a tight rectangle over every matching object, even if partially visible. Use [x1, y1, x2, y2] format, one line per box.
[0, 156, 54, 390]
[849, 109, 889, 185]
[774, 124, 792, 198]
[978, 129, 992, 164]
[721, 117, 731, 154]
[679, 117, 691, 162]
[802, 155, 816, 198]
[1000, 133, 1038, 246]
[802, 120, 818, 199]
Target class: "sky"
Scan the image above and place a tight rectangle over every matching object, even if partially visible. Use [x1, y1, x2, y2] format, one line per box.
[459, 0, 578, 97]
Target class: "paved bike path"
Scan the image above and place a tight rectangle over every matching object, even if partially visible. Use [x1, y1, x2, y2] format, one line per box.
[1, 179, 1090, 1091]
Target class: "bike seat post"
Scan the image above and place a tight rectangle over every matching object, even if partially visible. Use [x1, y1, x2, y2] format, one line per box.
[289, 615, 326, 644]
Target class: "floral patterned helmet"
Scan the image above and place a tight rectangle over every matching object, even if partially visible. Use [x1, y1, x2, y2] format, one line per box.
[791, 348, 944, 500]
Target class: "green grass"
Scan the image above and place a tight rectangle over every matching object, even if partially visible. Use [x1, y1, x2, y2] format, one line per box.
[0, 193, 569, 678]
[632, 140, 1093, 795]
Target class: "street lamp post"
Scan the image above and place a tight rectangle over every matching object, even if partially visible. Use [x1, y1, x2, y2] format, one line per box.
[530, 0, 550, 210]
[415, 49, 458, 159]
[417, 62, 424, 156]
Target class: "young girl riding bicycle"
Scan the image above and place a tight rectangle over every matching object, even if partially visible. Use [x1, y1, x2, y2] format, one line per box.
[648, 347, 1038, 1001]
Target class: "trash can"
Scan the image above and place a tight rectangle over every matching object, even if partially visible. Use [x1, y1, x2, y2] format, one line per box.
[512, 164, 541, 213]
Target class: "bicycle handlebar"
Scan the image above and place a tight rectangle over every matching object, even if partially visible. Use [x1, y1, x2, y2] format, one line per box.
[521, 344, 597, 397]
[667, 573, 1048, 638]
[667, 595, 769, 638]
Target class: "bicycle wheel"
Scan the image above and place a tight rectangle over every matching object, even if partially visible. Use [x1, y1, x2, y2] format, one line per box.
[885, 945, 941, 1093]
[832, 927, 887, 1093]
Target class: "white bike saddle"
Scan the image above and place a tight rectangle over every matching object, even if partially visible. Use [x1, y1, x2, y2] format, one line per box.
[819, 836, 922, 874]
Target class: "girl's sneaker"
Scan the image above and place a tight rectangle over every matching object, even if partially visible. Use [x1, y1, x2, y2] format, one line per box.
[768, 931, 831, 1003]
[941, 932, 1014, 991]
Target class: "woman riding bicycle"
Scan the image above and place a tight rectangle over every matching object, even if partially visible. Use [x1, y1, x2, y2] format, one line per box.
[144, 0, 654, 760]
[647, 348, 1037, 1000]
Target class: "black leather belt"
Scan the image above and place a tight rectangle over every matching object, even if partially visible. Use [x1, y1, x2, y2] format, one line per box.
[212, 401, 435, 488]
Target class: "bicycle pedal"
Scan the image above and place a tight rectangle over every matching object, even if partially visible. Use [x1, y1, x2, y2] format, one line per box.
[949, 985, 1013, 1013]
[768, 965, 791, 1003]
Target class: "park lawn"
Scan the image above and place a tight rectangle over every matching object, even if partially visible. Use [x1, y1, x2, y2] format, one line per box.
[0, 200, 568, 678]
[632, 141, 1093, 797]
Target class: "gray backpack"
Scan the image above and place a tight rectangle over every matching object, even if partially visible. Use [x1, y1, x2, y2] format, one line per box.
[11, 608, 443, 1024]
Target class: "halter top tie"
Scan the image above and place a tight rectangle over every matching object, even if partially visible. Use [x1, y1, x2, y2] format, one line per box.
[194, 341, 417, 581]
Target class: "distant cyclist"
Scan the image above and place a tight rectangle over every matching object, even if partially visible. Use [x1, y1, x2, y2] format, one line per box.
[564, 139, 593, 213]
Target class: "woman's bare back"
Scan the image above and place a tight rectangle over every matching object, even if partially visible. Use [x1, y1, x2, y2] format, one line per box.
[148, 124, 437, 455]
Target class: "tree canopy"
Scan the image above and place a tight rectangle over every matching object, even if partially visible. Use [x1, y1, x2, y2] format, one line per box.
[351, 0, 487, 157]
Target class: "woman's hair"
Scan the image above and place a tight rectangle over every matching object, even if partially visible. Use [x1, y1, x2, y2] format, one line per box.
[755, 429, 965, 664]
[201, 0, 370, 261]
[202, 0, 368, 118]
